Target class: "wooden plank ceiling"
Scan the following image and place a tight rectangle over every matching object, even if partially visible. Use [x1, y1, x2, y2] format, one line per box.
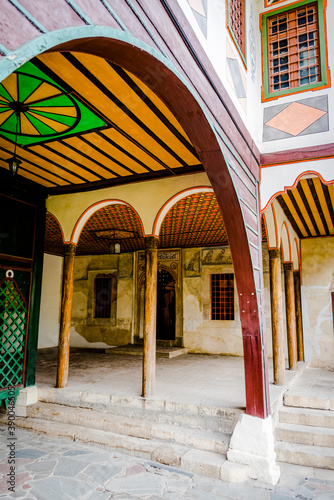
[0, 52, 202, 192]
[276, 175, 334, 238]
[45, 192, 228, 255]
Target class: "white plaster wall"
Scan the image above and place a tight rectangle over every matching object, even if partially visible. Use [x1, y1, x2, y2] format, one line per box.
[301, 237, 334, 368]
[261, 160, 334, 212]
[176, 0, 262, 142]
[38, 253, 63, 349]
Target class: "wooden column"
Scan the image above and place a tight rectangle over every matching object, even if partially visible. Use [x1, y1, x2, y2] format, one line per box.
[142, 236, 159, 398]
[294, 271, 304, 362]
[284, 262, 298, 370]
[56, 243, 77, 388]
[269, 249, 286, 385]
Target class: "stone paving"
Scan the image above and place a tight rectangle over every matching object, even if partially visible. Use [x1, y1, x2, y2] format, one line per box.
[1, 427, 334, 499]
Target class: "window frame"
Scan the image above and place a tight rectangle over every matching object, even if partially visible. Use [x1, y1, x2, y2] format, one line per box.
[265, 0, 287, 7]
[227, 0, 247, 68]
[94, 272, 117, 319]
[261, 0, 329, 101]
[210, 273, 235, 321]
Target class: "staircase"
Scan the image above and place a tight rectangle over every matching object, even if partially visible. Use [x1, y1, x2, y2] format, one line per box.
[0, 387, 244, 479]
[275, 392, 334, 469]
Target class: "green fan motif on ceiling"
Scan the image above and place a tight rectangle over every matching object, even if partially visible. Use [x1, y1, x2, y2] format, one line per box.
[0, 61, 105, 146]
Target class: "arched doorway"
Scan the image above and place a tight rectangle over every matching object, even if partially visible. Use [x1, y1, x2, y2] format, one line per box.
[157, 268, 176, 341]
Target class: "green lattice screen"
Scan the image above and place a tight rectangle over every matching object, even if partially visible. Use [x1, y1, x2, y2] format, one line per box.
[0, 278, 27, 389]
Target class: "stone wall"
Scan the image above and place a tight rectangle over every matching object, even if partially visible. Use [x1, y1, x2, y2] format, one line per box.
[71, 253, 134, 348]
[301, 237, 334, 368]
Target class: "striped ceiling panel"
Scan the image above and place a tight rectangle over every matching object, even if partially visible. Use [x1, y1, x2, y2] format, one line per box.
[0, 52, 201, 191]
[276, 176, 334, 239]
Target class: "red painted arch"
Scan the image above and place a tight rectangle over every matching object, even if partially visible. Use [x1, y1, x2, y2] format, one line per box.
[70, 199, 145, 245]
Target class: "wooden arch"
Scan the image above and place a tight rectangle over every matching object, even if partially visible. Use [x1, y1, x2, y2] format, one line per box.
[1, 26, 268, 418]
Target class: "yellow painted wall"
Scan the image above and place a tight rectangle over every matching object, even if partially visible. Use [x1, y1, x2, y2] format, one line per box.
[46, 172, 210, 241]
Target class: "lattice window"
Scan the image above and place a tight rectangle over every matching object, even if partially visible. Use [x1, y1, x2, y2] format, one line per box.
[228, 0, 246, 60]
[0, 278, 27, 389]
[94, 273, 117, 319]
[266, 2, 321, 93]
[211, 274, 234, 320]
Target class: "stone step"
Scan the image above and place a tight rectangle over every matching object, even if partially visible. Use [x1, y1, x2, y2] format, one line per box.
[27, 402, 230, 454]
[279, 406, 334, 429]
[105, 345, 188, 358]
[38, 388, 242, 434]
[276, 441, 334, 470]
[0, 415, 234, 479]
[284, 393, 334, 411]
[276, 422, 334, 447]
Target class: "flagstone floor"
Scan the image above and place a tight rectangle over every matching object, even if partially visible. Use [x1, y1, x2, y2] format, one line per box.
[1, 427, 334, 499]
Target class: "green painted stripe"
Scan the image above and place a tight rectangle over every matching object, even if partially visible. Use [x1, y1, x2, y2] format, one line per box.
[214, 126, 257, 186]
[240, 197, 257, 217]
[99, 0, 128, 31]
[64, 0, 92, 24]
[245, 223, 258, 237]
[124, 0, 167, 57]
[8, 0, 47, 33]
[0, 44, 9, 56]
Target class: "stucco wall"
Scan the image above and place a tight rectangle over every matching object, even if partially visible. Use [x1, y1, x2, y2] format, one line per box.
[301, 237, 334, 368]
[182, 246, 242, 355]
[38, 253, 63, 349]
[71, 253, 134, 348]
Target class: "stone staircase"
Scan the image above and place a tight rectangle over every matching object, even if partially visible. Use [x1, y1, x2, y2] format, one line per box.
[0, 387, 246, 480]
[275, 392, 334, 469]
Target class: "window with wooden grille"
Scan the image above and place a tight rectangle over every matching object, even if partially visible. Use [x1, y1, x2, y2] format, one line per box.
[211, 273, 234, 321]
[227, 0, 246, 63]
[262, 0, 329, 99]
[94, 273, 117, 319]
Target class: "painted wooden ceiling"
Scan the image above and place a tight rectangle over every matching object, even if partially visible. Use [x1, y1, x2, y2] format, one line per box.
[0, 52, 201, 192]
[45, 192, 228, 255]
[277, 175, 334, 238]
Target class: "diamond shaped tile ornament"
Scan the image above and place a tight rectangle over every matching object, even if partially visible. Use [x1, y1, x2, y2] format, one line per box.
[265, 102, 327, 137]
[0, 278, 27, 389]
[187, 0, 207, 37]
[0, 61, 106, 146]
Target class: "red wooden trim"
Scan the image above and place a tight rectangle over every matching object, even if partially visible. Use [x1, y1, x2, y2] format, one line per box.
[260, 143, 334, 167]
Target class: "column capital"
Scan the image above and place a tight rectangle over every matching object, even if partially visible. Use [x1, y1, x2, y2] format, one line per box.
[269, 248, 281, 260]
[145, 235, 159, 250]
[64, 242, 77, 256]
[283, 262, 293, 271]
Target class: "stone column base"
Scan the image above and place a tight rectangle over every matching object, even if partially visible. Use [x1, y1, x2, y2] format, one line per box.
[15, 386, 38, 417]
[227, 413, 280, 485]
